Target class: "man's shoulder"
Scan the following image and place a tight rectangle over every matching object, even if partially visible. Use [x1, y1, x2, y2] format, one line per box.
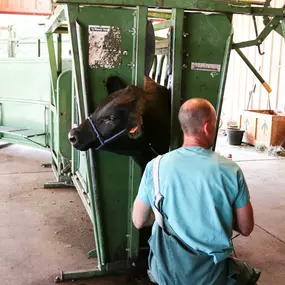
[213, 152, 241, 174]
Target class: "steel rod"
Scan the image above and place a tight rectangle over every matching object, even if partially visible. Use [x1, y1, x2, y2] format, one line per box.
[235, 47, 272, 93]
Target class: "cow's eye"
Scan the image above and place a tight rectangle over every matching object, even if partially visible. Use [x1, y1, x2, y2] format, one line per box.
[109, 116, 116, 121]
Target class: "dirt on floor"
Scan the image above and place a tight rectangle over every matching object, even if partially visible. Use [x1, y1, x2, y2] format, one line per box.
[1, 139, 285, 285]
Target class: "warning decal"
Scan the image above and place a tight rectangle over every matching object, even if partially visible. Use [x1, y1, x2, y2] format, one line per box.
[191, 62, 221, 72]
[88, 25, 121, 69]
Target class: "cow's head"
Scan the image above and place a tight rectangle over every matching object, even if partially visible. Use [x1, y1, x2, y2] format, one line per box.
[68, 85, 146, 152]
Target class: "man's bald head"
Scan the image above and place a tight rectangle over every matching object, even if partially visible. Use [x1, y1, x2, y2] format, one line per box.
[178, 98, 216, 137]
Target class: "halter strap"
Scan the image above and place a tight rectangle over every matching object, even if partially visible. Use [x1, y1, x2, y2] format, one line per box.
[87, 117, 126, 150]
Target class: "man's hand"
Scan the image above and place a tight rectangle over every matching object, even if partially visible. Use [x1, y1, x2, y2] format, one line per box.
[233, 201, 254, 236]
[132, 197, 155, 229]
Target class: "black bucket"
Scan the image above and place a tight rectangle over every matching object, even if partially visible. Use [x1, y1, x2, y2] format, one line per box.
[227, 128, 245, 146]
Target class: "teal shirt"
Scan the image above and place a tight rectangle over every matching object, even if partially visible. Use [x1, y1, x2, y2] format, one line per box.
[138, 146, 250, 263]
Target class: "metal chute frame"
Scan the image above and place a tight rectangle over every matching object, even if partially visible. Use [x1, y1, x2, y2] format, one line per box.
[45, 0, 285, 282]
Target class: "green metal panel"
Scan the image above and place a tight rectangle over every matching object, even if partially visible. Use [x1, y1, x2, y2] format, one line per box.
[169, 8, 184, 150]
[182, 13, 232, 109]
[127, 5, 148, 261]
[54, 0, 285, 16]
[67, 5, 141, 266]
[46, 1, 285, 282]
[56, 70, 72, 173]
[0, 58, 50, 148]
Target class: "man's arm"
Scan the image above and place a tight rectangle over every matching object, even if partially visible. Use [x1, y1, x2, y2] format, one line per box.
[132, 197, 155, 229]
[233, 168, 254, 237]
[233, 201, 254, 236]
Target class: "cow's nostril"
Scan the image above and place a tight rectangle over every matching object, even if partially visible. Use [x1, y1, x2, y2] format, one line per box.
[69, 136, 77, 144]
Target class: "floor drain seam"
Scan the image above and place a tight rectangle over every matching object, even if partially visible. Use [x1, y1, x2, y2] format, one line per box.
[255, 224, 285, 245]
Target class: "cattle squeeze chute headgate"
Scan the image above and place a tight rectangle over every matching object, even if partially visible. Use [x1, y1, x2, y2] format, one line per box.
[0, 0, 284, 282]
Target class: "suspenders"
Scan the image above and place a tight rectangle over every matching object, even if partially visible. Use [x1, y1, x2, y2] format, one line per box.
[152, 155, 164, 229]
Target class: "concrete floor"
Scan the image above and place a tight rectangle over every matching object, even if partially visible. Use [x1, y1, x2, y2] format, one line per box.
[0, 137, 285, 285]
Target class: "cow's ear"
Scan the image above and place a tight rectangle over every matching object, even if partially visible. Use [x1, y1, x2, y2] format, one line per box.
[105, 76, 127, 95]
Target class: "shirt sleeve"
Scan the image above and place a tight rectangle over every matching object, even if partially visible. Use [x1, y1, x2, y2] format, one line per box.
[137, 162, 151, 205]
[234, 168, 250, 209]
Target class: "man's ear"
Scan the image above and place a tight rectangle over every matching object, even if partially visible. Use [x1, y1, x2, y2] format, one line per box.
[203, 121, 211, 136]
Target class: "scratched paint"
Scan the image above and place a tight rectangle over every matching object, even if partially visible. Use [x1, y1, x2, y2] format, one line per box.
[88, 25, 121, 69]
[210, 72, 219, 78]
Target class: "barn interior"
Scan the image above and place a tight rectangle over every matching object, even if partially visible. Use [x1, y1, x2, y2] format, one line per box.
[0, 1, 285, 285]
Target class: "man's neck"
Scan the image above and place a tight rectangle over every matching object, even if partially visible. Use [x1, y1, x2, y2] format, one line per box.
[182, 136, 210, 149]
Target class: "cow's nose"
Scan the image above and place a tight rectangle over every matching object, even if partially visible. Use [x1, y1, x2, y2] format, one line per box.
[68, 129, 78, 145]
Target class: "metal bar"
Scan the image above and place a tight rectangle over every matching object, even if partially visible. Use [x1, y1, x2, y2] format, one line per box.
[46, 33, 58, 102]
[151, 55, 157, 79]
[163, 55, 169, 87]
[37, 39, 41, 57]
[252, 16, 265, 55]
[45, 5, 66, 34]
[148, 11, 172, 20]
[54, 0, 285, 16]
[153, 19, 173, 31]
[135, 6, 148, 87]
[65, 6, 86, 123]
[88, 149, 106, 268]
[155, 39, 168, 49]
[71, 80, 77, 175]
[233, 0, 265, 4]
[66, 5, 105, 269]
[155, 54, 165, 84]
[44, 182, 74, 189]
[213, 33, 233, 151]
[127, 5, 148, 261]
[24, 137, 47, 148]
[54, 268, 105, 283]
[281, 19, 285, 38]
[57, 34, 62, 74]
[235, 47, 272, 93]
[0, 97, 50, 106]
[155, 36, 167, 40]
[169, 8, 184, 151]
[233, 15, 283, 49]
[72, 174, 93, 221]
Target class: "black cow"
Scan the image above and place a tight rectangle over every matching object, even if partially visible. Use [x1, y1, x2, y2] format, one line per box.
[69, 76, 171, 169]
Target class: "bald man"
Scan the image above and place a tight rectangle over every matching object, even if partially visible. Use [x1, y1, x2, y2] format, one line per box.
[132, 98, 260, 284]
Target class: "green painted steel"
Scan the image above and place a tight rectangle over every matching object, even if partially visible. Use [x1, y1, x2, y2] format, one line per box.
[0, 58, 50, 148]
[46, 28, 73, 183]
[56, 70, 72, 177]
[169, 8, 184, 151]
[235, 47, 268, 86]
[127, 5, 148, 261]
[43, 1, 285, 282]
[213, 30, 233, 150]
[65, 5, 143, 270]
[232, 15, 284, 49]
[153, 19, 173, 31]
[54, 0, 285, 16]
[182, 13, 232, 108]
